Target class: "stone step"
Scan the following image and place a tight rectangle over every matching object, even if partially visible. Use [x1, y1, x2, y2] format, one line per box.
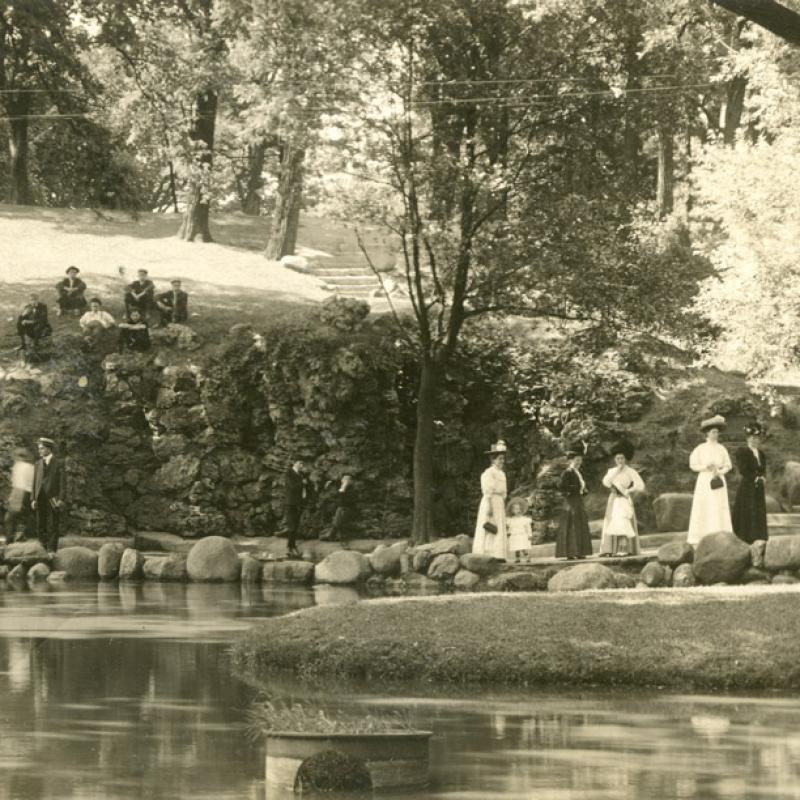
[319, 275, 381, 286]
[503, 551, 657, 573]
[313, 266, 375, 277]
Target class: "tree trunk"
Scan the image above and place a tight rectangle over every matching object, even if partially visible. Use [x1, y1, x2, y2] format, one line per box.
[264, 143, 304, 259]
[6, 94, 34, 205]
[710, 0, 800, 46]
[721, 76, 747, 144]
[242, 140, 267, 215]
[178, 90, 217, 242]
[656, 123, 674, 218]
[412, 358, 438, 544]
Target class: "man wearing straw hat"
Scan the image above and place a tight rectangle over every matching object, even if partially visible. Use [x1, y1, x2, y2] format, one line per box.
[32, 438, 67, 556]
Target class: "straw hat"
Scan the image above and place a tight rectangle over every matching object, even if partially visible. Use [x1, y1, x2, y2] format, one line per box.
[700, 414, 726, 432]
[506, 496, 529, 515]
[485, 440, 508, 456]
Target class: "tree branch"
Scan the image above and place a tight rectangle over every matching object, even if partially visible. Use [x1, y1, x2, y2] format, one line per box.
[710, 0, 800, 46]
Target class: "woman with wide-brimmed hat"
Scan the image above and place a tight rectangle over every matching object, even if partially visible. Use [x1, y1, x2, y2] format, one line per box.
[732, 422, 769, 544]
[555, 445, 593, 560]
[687, 414, 733, 546]
[599, 440, 645, 557]
[472, 440, 509, 560]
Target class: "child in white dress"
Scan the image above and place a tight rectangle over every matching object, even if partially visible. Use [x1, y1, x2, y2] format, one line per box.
[506, 497, 533, 563]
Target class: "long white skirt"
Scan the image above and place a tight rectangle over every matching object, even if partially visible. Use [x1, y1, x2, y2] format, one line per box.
[472, 495, 508, 560]
[687, 472, 732, 546]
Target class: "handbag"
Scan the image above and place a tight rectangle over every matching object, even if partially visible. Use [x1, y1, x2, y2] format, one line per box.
[483, 521, 498, 535]
[709, 476, 724, 490]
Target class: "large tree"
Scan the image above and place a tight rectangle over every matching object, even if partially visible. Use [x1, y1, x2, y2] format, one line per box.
[341, 0, 712, 542]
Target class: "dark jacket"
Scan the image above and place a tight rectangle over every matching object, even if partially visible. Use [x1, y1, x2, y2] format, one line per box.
[125, 280, 155, 305]
[284, 468, 308, 508]
[33, 457, 67, 502]
[558, 468, 586, 497]
[335, 483, 357, 509]
[17, 302, 52, 337]
[55, 277, 87, 297]
[156, 289, 189, 322]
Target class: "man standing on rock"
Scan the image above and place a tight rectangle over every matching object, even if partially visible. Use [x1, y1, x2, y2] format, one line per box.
[281, 459, 309, 559]
[32, 438, 67, 557]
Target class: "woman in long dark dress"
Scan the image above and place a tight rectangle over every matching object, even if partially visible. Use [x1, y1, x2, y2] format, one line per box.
[555, 449, 593, 560]
[732, 422, 768, 543]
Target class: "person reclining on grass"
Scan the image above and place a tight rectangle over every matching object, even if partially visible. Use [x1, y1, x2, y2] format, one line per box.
[16, 293, 52, 354]
[79, 297, 116, 349]
[55, 266, 88, 317]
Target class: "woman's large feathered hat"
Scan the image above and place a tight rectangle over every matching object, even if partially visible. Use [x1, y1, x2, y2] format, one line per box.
[743, 421, 765, 437]
[610, 439, 635, 461]
[700, 414, 726, 432]
[485, 439, 508, 456]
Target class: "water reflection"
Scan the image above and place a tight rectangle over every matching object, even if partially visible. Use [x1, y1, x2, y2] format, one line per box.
[0, 584, 799, 799]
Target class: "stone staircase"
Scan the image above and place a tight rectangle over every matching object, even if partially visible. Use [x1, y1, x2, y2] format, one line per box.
[311, 253, 383, 298]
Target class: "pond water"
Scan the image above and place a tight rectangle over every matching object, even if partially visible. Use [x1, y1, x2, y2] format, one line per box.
[0, 581, 799, 799]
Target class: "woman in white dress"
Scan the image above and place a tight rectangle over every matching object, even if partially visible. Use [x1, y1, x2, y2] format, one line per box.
[599, 440, 645, 556]
[472, 440, 509, 561]
[687, 415, 733, 547]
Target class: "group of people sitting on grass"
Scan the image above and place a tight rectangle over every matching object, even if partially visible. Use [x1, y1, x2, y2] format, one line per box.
[473, 415, 768, 563]
[15, 266, 189, 360]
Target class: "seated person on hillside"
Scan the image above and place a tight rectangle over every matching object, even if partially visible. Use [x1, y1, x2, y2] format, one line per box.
[16, 294, 52, 353]
[118, 308, 151, 353]
[124, 269, 155, 318]
[79, 297, 116, 348]
[154, 279, 189, 326]
[55, 266, 88, 317]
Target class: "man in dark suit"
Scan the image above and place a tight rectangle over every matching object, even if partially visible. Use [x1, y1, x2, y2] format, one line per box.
[16, 293, 52, 353]
[124, 268, 155, 318]
[155, 279, 189, 326]
[32, 437, 67, 556]
[281, 460, 308, 558]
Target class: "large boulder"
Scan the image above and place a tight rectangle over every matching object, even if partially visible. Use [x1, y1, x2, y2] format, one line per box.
[692, 533, 751, 585]
[672, 563, 696, 587]
[657, 541, 694, 568]
[240, 555, 262, 583]
[779, 461, 800, 508]
[453, 569, 481, 590]
[547, 563, 617, 592]
[411, 549, 433, 573]
[427, 553, 461, 580]
[459, 553, 502, 576]
[314, 551, 371, 585]
[640, 562, 667, 587]
[98, 543, 126, 580]
[750, 539, 767, 569]
[186, 536, 241, 582]
[54, 547, 99, 580]
[773, 572, 799, 585]
[262, 560, 315, 584]
[764, 536, 800, 572]
[119, 548, 145, 580]
[613, 572, 636, 589]
[368, 543, 406, 576]
[27, 563, 51, 582]
[487, 570, 550, 592]
[425, 535, 472, 557]
[143, 555, 188, 581]
[653, 493, 693, 533]
[4, 540, 48, 564]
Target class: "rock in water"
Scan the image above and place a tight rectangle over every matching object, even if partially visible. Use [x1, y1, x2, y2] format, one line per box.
[314, 551, 371, 585]
[453, 569, 481, 590]
[98, 542, 126, 580]
[4, 540, 48, 564]
[487, 571, 550, 592]
[119, 548, 145, 580]
[640, 562, 666, 587]
[657, 541, 694, 568]
[27, 563, 51, 582]
[427, 553, 460, 579]
[368, 544, 404, 576]
[459, 553, 501, 576]
[262, 560, 315, 584]
[547, 563, 617, 592]
[692, 533, 751, 585]
[54, 547, 99, 580]
[186, 536, 241, 582]
[764, 536, 800, 572]
[240, 555, 262, 583]
[672, 563, 696, 587]
[613, 572, 636, 589]
[7, 564, 27, 581]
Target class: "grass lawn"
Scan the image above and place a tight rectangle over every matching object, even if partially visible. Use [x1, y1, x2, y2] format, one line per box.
[232, 587, 800, 690]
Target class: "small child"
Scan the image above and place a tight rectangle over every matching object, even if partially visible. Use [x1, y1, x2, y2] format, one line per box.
[506, 497, 533, 564]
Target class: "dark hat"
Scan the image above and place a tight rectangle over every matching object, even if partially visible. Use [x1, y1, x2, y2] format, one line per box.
[563, 439, 588, 458]
[700, 414, 726, 432]
[610, 440, 635, 461]
[66, 266, 80, 275]
[744, 422, 765, 437]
